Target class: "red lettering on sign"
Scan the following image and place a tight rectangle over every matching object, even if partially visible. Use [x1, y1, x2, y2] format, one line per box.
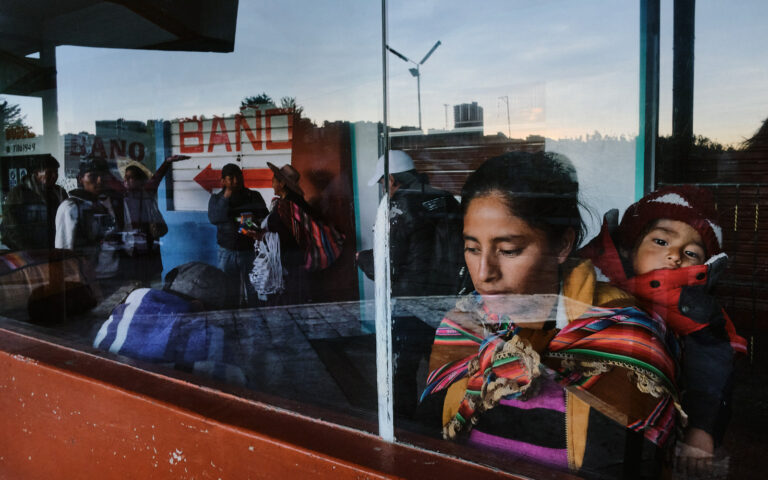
[128, 142, 145, 162]
[92, 137, 107, 159]
[208, 116, 232, 152]
[180, 119, 204, 153]
[235, 112, 262, 151]
[110, 139, 126, 159]
[265, 109, 293, 150]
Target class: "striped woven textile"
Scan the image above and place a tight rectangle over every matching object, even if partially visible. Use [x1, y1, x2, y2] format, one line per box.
[548, 306, 678, 389]
[276, 198, 344, 272]
[467, 376, 570, 470]
[547, 306, 679, 446]
[0, 250, 40, 274]
[444, 328, 540, 440]
[421, 304, 680, 448]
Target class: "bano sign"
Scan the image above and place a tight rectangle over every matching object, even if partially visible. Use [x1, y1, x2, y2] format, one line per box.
[169, 106, 293, 211]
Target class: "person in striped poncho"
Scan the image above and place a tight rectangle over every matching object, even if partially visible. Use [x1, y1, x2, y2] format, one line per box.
[417, 152, 680, 478]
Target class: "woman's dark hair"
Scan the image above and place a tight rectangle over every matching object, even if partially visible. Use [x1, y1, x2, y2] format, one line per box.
[34, 154, 60, 171]
[125, 165, 149, 181]
[461, 151, 586, 249]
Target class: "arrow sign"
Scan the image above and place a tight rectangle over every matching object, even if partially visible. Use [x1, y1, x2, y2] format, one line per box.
[194, 164, 273, 193]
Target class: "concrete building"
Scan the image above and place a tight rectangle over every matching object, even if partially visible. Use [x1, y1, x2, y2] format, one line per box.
[453, 102, 483, 129]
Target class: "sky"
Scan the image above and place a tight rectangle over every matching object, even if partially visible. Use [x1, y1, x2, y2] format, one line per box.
[5, 0, 768, 147]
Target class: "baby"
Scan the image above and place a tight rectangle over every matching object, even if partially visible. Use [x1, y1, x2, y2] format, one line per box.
[580, 185, 746, 474]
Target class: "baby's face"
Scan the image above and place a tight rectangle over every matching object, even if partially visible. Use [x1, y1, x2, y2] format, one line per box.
[632, 219, 706, 275]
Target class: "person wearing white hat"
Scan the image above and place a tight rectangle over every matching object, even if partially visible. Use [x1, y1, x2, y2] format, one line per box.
[366, 149, 416, 191]
[357, 150, 464, 297]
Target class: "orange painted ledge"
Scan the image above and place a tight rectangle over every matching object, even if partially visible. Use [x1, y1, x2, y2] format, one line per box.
[0, 323, 574, 479]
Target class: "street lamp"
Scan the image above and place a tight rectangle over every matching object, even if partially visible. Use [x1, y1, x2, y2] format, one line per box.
[387, 40, 441, 131]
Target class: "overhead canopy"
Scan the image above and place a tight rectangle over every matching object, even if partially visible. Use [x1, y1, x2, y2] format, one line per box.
[0, 0, 239, 96]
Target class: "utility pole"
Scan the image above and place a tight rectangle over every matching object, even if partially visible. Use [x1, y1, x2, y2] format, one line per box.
[499, 95, 511, 138]
[387, 41, 442, 131]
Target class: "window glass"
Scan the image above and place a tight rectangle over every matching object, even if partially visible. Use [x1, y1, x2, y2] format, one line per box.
[655, 3, 768, 478]
[1, 1, 766, 478]
[386, 1, 765, 479]
[1, 0, 385, 432]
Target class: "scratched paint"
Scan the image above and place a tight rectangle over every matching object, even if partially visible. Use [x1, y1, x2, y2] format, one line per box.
[373, 196, 394, 442]
[168, 448, 185, 465]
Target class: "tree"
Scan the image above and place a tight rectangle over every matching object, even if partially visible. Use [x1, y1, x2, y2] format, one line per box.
[279, 96, 304, 116]
[1, 98, 35, 139]
[240, 93, 275, 108]
[741, 117, 768, 150]
[1, 99, 23, 126]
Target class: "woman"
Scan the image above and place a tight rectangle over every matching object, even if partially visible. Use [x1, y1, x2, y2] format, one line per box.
[120, 155, 186, 285]
[418, 152, 679, 477]
[261, 162, 343, 305]
[260, 163, 310, 305]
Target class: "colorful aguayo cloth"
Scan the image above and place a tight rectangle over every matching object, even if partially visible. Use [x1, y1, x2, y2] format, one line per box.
[276, 198, 344, 272]
[422, 300, 680, 472]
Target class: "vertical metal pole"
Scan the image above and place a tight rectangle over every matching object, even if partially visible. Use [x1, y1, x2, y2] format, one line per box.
[637, 0, 660, 197]
[672, 0, 696, 183]
[750, 186, 759, 364]
[375, 0, 394, 443]
[500, 95, 511, 138]
[416, 67, 422, 131]
[443, 104, 449, 130]
[39, 45, 61, 160]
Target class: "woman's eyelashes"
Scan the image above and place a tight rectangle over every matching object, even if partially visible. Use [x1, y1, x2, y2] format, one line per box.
[463, 244, 523, 257]
[499, 247, 523, 257]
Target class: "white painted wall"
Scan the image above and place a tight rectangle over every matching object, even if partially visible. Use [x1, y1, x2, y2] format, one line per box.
[350, 122, 381, 302]
[546, 135, 638, 245]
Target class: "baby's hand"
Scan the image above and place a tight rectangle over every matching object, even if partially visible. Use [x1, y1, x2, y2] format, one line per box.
[673, 428, 729, 479]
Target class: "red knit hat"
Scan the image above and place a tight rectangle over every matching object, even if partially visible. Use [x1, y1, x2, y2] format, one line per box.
[617, 185, 723, 258]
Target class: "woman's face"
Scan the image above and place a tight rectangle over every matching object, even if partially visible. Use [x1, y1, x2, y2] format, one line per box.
[123, 169, 145, 191]
[271, 175, 285, 196]
[463, 194, 571, 308]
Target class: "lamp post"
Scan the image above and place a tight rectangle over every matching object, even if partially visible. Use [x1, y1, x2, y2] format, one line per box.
[387, 41, 441, 131]
[499, 95, 511, 138]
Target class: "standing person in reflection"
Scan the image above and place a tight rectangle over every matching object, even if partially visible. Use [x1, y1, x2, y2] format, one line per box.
[55, 158, 124, 281]
[418, 152, 680, 477]
[356, 150, 464, 296]
[120, 154, 188, 286]
[2, 154, 68, 251]
[259, 162, 344, 305]
[207, 163, 268, 306]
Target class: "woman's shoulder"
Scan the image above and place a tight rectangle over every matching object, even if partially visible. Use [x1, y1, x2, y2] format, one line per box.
[594, 282, 637, 309]
[563, 258, 639, 319]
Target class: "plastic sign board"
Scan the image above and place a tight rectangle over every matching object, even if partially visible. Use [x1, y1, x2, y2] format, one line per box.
[3, 137, 42, 156]
[169, 106, 293, 211]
